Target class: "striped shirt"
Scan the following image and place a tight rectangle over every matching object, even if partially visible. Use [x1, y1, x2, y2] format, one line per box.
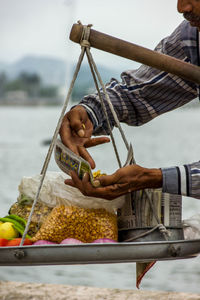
[79, 21, 200, 199]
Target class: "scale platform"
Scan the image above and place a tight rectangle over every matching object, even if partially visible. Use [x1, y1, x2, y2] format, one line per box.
[0, 239, 199, 266]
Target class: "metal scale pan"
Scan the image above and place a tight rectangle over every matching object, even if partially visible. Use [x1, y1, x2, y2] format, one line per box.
[0, 239, 199, 267]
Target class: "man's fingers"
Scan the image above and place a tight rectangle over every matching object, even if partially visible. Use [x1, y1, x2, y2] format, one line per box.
[78, 146, 96, 169]
[97, 174, 117, 187]
[64, 178, 76, 187]
[85, 185, 124, 200]
[69, 171, 84, 190]
[64, 171, 126, 200]
[68, 106, 91, 137]
[60, 129, 79, 155]
[84, 137, 110, 148]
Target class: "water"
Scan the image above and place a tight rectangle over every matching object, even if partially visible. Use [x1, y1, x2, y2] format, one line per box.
[0, 105, 200, 293]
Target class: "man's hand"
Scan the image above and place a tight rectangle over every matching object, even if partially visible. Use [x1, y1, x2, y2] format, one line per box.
[65, 165, 163, 200]
[59, 105, 110, 169]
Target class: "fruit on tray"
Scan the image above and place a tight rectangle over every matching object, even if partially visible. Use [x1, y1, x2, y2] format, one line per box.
[0, 215, 31, 239]
[6, 238, 32, 246]
[0, 222, 19, 239]
[0, 238, 32, 247]
[0, 238, 10, 246]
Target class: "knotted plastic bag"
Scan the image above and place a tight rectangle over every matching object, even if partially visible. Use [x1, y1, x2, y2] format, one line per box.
[18, 171, 125, 243]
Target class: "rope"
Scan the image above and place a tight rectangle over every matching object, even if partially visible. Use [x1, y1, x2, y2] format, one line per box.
[86, 53, 122, 168]
[123, 223, 171, 242]
[144, 190, 171, 241]
[85, 45, 132, 156]
[79, 22, 124, 167]
[19, 31, 87, 246]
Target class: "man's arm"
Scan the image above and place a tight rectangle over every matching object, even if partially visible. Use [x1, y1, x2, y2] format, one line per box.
[79, 22, 198, 135]
[65, 164, 163, 200]
[65, 161, 200, 201]
[60, 21, 198, 155]
[162, 161, 200, 199]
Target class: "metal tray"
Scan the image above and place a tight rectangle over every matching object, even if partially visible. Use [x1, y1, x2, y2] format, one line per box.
[0, 239, 199, 266]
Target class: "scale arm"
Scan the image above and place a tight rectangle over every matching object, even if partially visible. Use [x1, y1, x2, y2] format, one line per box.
[70, 23, 200, 85]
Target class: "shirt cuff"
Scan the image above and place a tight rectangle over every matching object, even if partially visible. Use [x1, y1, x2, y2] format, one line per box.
[161, 166, 190, 196]
[79, 104, 99, 130]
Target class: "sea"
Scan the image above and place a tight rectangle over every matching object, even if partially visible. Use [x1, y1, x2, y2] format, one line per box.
[0, 103, 200, 293]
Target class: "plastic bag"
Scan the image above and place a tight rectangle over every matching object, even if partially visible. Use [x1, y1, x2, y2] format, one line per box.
[18, 172, 125, 243]
[18, 171, 125, 213]
[183, 213, 200, 240]
[31, 205, 118, 243]
[9, 201, 52, 237]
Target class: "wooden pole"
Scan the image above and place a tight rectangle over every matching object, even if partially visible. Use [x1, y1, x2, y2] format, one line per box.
[70, 23, 200, 85]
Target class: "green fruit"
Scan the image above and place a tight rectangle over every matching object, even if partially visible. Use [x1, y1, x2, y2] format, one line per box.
[0, 222, 19, 239]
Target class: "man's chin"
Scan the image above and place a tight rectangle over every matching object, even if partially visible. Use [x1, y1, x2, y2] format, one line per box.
[189, 20, 200, 29]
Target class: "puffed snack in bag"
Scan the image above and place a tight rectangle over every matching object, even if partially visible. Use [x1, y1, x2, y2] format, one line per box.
[31, 205, 118, 243]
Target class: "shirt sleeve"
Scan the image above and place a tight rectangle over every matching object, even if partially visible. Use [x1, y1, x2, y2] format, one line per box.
[79, 22, 198, 136]
[162, 162, 200, 200]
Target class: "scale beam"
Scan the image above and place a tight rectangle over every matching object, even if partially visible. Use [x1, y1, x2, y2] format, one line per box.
[70, 23, 200, 85]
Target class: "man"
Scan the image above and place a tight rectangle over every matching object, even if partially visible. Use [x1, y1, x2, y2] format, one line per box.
[59, 0, 200, 200]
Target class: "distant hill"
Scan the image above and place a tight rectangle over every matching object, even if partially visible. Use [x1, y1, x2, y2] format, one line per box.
[0, 56, 68, 86]
[0, 56, 121, 88]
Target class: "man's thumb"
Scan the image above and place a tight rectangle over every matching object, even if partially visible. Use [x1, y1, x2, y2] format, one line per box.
[94, 174, 115, 187]
[77, 124, 85, 137]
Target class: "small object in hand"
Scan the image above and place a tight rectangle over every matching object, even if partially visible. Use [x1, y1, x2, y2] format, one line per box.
[92, 180, 101, 188]
[92, 170, 106, 187]
[93, 170, 106, 179]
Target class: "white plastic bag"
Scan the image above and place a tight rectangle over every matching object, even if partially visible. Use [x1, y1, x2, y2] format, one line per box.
[183, 213, 200, 240]
[20, 172, 125, 243]
[18, 171, 125, 213]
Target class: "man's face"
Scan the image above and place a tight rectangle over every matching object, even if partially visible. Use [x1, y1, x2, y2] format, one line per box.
[177, 0, 200, 31]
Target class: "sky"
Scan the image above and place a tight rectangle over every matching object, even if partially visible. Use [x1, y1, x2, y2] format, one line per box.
[0, 0, 184, 70]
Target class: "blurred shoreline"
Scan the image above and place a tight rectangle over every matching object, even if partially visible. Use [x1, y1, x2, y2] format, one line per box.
[0, 281, 200, 300]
